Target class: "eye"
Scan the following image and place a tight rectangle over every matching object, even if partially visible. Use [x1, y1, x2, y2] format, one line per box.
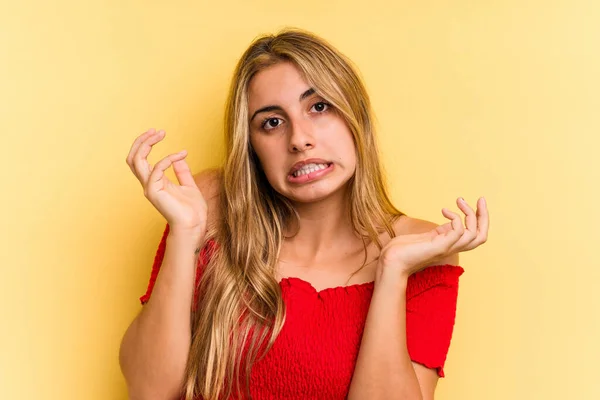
[311, 101, 330, 113]
[261, 117, 283, 131]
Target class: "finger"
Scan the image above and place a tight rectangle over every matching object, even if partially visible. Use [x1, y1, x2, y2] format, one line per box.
[434, 221, 452, 235]
[474, 197, 489, 244]
[171, 151, 196, 187]
[146, 151, 188, 193]
[442, 198, 477, 253]
[133, 130, 166, 184]
[126, 128, 156, 167]
[440, 208, 464, 245]
[457, 197, 489, 251]
[456, 197, 478, 243]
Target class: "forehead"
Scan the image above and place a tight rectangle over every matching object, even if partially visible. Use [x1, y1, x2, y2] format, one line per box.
[248, 62, 311, 109]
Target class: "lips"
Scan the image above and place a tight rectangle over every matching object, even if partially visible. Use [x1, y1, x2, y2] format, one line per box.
[288, 158, 332, 175]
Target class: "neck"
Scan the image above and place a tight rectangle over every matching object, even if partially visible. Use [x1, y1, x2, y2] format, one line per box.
[281, 187, 361, 263]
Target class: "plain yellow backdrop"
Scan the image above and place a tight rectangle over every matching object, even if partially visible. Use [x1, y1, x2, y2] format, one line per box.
[1, 1, 598, 399]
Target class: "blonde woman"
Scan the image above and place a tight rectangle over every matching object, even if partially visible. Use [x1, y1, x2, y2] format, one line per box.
[120, 28, 489, 400]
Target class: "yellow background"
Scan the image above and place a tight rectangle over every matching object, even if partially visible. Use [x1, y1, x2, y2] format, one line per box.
[1, 1, 598, 399]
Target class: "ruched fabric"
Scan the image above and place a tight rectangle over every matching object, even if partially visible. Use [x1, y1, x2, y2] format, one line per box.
[140, 224, 465, 399]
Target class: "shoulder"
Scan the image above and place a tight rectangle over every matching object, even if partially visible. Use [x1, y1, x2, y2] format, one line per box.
[193, 167, 222, 198]
[193, 168, 223, 229]
[391, 215, 460, 267]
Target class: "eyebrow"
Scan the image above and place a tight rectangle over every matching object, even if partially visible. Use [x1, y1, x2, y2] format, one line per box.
[249, 88, 316, 122]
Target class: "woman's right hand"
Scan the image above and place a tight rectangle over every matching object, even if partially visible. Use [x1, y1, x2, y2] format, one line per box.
[126, 128, 208, 237]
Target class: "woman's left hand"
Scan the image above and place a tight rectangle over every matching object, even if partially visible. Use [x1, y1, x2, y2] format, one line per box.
[377, 197, 489, 279]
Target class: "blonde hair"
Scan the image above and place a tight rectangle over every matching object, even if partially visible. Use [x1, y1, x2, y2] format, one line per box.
[183, 27, 404, 400]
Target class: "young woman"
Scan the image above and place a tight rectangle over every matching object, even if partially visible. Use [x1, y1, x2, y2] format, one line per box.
[120, 28, 489, 400]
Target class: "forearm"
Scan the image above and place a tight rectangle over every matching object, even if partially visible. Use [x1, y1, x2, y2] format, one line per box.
[120, 230, 204, 399]
[348, 269, 422, 400]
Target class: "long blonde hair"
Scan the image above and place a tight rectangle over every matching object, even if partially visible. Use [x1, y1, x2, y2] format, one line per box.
[183, 27, 404, 400]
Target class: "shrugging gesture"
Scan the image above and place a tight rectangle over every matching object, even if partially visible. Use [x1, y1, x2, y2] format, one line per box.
[378, 197, 489, 278]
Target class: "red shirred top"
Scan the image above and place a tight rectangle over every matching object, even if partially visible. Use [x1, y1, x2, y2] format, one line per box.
[139, 224, 465, 399]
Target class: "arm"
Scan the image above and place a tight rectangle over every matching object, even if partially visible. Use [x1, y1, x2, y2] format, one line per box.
[119, 229, 204, 400]
[119, 168, 222, 400]
[347, 267, 423, 400]
[347, 253, 458, 400]
[348, 197, 487, 399]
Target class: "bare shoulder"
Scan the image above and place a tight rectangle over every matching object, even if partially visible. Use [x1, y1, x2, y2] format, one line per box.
[392, 215, 460, 266]
[392, 215, 436, 235]
[193, 168, 223, 228]
[193, 168, 222, 199]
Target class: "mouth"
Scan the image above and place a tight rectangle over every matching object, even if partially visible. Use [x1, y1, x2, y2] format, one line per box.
[289, 159, 332, 176]
[287, 161, 334, 183]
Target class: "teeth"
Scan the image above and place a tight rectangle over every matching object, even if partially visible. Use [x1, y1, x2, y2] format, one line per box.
[293, 163, 328, 177]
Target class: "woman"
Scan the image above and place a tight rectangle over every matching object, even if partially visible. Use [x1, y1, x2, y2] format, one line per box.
[120, 28, 489, 400]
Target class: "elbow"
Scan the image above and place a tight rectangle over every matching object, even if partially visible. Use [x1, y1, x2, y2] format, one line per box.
[348, 387, 424, 400]
[125, 384, 183, 400]
[120, 355, 184, 400]
[121, 364, 184, 400]
[119, 326, 184, 400]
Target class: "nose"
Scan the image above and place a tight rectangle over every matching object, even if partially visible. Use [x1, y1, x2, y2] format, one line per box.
[288, 118, 314, 153]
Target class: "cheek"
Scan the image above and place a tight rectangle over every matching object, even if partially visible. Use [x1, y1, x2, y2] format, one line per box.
[330, 125, 357, 166]
[251, 138, 284, 177]
[250, 136, 269, 164]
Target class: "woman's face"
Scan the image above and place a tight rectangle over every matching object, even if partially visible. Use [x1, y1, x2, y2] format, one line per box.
[248, 61, 357, 204]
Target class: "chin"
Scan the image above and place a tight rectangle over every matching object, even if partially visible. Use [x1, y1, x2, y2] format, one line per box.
[287, 192, 332, 204]
[279, 180, 351, 204]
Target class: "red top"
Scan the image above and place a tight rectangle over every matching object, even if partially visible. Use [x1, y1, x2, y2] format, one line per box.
[140, 224, 465, 399]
